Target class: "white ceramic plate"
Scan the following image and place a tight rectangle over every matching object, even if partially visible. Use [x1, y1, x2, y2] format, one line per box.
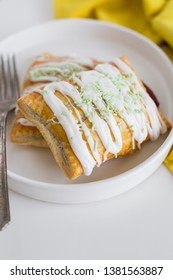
[1, 19, 173, 203]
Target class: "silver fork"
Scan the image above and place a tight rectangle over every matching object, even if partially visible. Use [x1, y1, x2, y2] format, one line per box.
[0, 54, 20, 230]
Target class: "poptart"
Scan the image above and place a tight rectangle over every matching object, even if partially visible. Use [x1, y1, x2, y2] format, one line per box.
[17, 56, 171, 179]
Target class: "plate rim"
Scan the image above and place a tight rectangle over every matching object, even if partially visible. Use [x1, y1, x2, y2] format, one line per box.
[0, 18, 172, 66]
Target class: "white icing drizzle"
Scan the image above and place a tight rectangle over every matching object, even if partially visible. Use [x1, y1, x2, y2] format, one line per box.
[21, 83, 46, 97]
[29, 62, 85, 82]
[113, 58, 167, 141]
[42, 84, 96, 175]
[17, 118, 35, 127]
[53, 83, 102, 166]
[67, 56, 95, 67]
[23, 58, 168, 175]
[44, 82, 102, 167]
[36, 54, 95, 67]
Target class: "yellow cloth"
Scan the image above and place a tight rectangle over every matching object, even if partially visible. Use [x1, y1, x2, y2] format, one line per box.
[53, 0, 173, 60]
[164, 149, 173, 173]
[53, 0, 173, 172]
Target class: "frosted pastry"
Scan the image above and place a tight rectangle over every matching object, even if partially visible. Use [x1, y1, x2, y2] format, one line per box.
[10, 53, 97, 147]
[17, 56, 171, 179]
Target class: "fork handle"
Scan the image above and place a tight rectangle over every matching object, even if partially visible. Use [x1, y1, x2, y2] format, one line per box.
[0, 112, 10, 230]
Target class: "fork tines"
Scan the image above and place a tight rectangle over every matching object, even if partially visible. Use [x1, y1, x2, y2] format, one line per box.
[0, 54, 20, 102]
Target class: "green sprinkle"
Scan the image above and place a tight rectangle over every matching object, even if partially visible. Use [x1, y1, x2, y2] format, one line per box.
[134, 108, 144, 113]
[93, 81, 101, 91]
[49, 70, 57, 76]
[129, 125, 134, 133]
[92, 123, 96, 130]
[61, 111, 67, 117]
[74, 100, 81, 107]
[29, 70, 44, 79]
[116, 121, 122, 130]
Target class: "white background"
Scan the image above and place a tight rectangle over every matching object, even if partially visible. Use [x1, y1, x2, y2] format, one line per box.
[0, 0, 173, 260]
[0, 0, 53, 40]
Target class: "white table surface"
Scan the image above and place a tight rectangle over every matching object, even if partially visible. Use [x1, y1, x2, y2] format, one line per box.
[0, 0, 173, 260]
